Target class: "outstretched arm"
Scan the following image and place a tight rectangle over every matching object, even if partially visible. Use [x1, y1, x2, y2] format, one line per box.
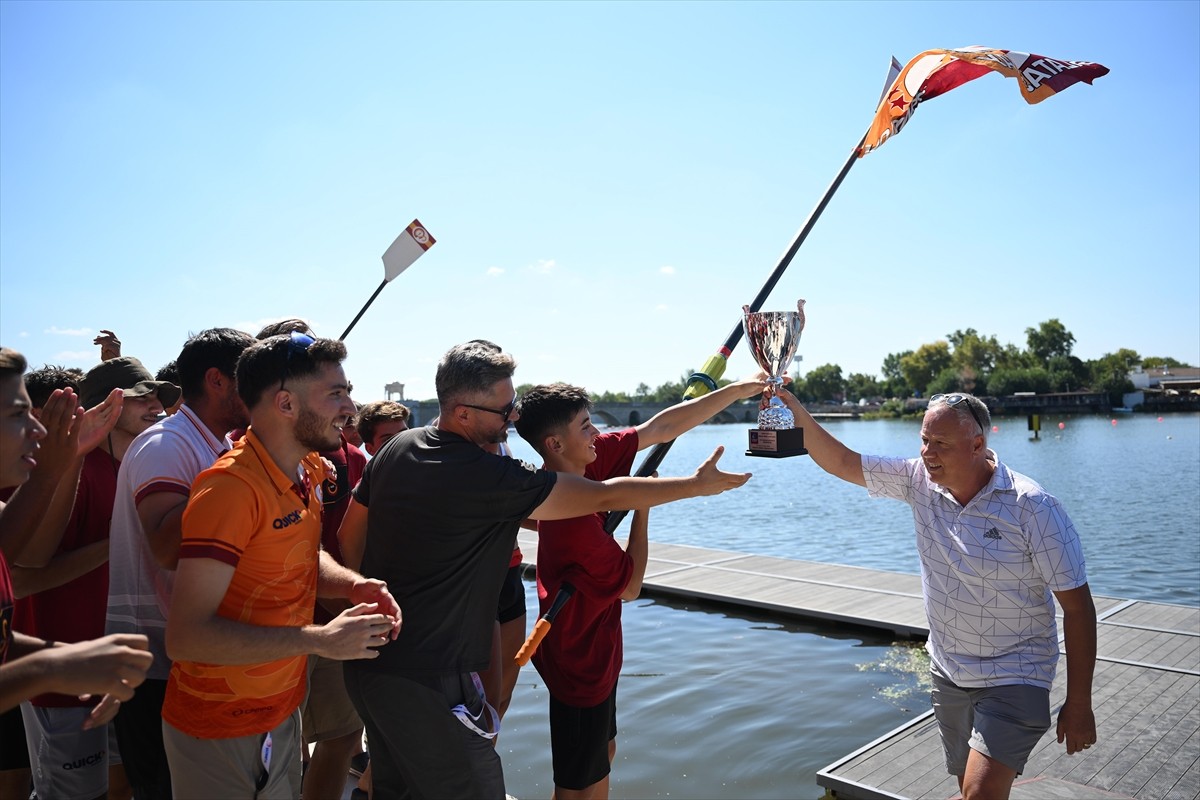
[532, 446, 750, 521]
[0, 632, 152, 715]
[1054, 583, 1097, 754]
[635, 374, 769, 448]
[777, 390, 866, 487]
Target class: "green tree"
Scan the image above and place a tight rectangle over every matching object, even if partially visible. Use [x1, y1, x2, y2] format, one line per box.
[804, 364, 845, 403]
[1141, 356, 1189, 369]
[1046, 355, 1088, 392]
[1088, 349, 1140, 403]
[880, 351, 913, 398]
[634, 382, 651, 400]
[1025, 319, 1076, 365]
[927, 366, 977, 396]
[845, 372, 882, 402]
[900, 342, 952, 396]
[985, 367, 1052, 396]
[948, 328, 1004, 377]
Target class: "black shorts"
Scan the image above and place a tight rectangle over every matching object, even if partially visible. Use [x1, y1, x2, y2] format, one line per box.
[0, 704, 29, 770]
[549, 684, 618, 791]
[496, 565, 526, 624]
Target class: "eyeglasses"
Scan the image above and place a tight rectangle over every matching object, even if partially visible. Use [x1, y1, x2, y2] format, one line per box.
[461, 396, 518, 422]
[930, 393, 985, 435]
[280, 331, 315, 389]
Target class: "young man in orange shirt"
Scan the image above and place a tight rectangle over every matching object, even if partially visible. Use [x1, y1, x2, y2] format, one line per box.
[161, 333, 401, 799]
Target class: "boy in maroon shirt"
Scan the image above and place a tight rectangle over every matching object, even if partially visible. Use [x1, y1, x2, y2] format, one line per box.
[514, 375, 766, 799]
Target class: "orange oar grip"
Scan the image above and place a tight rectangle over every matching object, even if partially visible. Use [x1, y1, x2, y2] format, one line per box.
[514, 619, 552, 666]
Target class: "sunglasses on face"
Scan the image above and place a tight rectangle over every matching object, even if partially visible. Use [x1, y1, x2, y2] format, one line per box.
[461, 396, 517, 422]
[930, 393, 985, 435]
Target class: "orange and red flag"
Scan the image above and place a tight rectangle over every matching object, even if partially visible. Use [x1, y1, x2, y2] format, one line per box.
[860, 46, 1109, 157]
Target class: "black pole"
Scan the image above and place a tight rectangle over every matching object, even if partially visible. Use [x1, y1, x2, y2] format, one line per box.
[604, 135, 866, 535]
[339, 279, 388, 342]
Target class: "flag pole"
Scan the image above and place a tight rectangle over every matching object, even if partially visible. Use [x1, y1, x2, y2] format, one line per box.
[602, 134, 868, 536]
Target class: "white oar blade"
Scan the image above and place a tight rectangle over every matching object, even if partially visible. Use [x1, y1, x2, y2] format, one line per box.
[382, 219, 436, 282]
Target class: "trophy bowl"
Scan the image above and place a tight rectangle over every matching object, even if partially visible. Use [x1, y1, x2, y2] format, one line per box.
[743, 300, 808, 458]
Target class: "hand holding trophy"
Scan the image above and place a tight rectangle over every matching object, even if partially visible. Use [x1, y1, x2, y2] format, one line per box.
[743, 300, 808, 458]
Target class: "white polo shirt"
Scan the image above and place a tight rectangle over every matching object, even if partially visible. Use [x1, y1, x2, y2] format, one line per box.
[863, 450, 1087, 689]
[105, 404, 230, 680]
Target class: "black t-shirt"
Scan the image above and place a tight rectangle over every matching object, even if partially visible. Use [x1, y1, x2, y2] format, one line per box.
[353, 426, 556, 675]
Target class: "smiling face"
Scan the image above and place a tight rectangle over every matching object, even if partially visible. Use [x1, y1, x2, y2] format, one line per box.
[292, 362, 357, 453]
[920, 405, 989, 503]
[548, 407, 601, 474]
[115, 392, 165, 438]
[0, 374, 48, 489]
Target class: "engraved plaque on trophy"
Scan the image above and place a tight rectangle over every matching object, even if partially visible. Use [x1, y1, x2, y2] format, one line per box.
[744, 300, 808, 458]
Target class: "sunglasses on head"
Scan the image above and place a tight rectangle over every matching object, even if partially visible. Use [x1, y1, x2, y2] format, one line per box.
[930, 393, 985, 435]
[280, 331, 315, 389]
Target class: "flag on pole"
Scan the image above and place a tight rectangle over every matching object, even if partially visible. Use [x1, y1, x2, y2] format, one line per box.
[860, 46, 1109, 157]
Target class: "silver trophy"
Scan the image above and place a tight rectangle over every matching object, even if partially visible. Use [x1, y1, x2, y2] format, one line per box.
[743, 300, 808, 458]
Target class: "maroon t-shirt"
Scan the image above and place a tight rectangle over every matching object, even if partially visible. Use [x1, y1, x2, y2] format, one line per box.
[314, 434, 367, 623]
[14, 447, 118, 707]
[0, 551, 13, 666]
[533, 429, 639, 707]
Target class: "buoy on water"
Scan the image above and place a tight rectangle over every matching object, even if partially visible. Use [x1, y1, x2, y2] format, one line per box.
[992, 425, 999, 433]
[1158, 417, 1164, 422]
[1111, 419, 1118, 426]
[1058, 422, 1066, 430]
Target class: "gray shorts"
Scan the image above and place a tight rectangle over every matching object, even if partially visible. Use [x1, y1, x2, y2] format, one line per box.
[930, 661, 1051, 775]
[302, 655, 362, 743]
[20, 703, 121, 800]
[162, 709, 302, 800]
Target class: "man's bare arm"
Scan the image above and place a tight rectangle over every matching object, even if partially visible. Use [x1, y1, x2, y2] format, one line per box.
[777, 391, 866, 487]
[1054, 582, 1097, 754]
[0, 632, 152, 714]
[10, 539, 109, 598]
[531, 446, 749, 521]
[166, 557, 396, 665]
[137, 491, 189, 570]
[635, 376, 768, 448]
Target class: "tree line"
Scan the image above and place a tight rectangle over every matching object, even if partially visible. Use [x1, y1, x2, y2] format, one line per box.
[525, 319, 1192, 406]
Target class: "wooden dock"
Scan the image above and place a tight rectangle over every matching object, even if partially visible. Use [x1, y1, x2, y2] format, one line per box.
[516, 532, 1200, 800]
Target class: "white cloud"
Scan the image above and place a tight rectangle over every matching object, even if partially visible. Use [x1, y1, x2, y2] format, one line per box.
[44, 326, 92, 337]
[530, 259, 556, 275]
[660, 265, 676, 276]
[487, 267, 505, 277]
[18, 331, 29, 338]
[655, 303, 669, 312]
[52, 350, 95, 364]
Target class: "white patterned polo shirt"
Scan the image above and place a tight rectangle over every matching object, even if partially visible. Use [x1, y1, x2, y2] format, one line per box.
[863, 450, 1087, 689]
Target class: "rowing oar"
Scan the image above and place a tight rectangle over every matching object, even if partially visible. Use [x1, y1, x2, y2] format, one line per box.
[514, 582, 575, 666]
[339, 219, 437, 341]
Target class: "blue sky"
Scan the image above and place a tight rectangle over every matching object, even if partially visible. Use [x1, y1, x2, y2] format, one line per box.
[2, 1, 1196, 402]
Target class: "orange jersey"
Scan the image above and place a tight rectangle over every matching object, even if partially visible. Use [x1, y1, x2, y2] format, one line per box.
[163, 429, 328, 739]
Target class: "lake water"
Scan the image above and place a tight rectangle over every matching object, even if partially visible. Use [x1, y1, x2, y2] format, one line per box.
[497, 412, 1200, 799]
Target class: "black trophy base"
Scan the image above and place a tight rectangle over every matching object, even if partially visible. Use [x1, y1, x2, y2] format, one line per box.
[746, 426, 808, 458]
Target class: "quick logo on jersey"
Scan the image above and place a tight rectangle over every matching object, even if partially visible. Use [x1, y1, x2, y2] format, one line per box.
[984, 527, 1002, 540]
[273, 510, 303, 529]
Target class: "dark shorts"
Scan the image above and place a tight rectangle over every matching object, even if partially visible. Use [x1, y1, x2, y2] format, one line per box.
[497, 565, 526, 624]
[0, 705, 29, 770]
[549, 684, 618, 791]
[113, 677, 173, 800]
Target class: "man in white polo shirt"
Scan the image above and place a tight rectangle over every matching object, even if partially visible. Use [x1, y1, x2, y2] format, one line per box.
[105, 327, 254, 799]
[778, 390, 1096, 800]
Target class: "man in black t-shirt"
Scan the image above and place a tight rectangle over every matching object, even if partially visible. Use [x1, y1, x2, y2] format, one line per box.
[338, 340, 753, 798]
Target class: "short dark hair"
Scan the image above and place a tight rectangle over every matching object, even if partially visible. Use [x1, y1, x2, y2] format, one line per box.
[355, 400, 411, 446]
[0, 347, 28, 380]
[24, 364, 85, 409]
[156, 360, 179, 385]
[256, 318, 313, 339]
[176, 328, 255, 401]
[513, 383, 592, 456]
[435, 341, 516, 410]
[236, 334, 347, 409]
